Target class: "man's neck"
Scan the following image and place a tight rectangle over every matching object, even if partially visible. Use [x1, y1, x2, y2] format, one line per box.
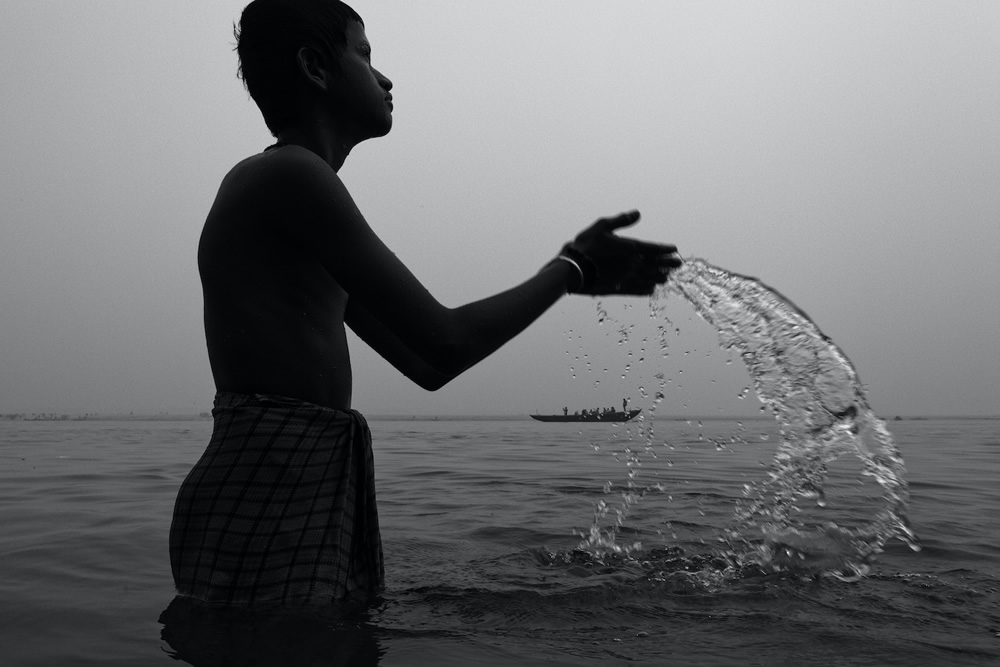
[274, 122, 354, 172]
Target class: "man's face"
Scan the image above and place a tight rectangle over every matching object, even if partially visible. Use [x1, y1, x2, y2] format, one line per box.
[328, 21, 393, 140]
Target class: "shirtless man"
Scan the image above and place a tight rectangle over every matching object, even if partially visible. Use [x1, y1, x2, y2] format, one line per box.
[169, 0, 680, 606]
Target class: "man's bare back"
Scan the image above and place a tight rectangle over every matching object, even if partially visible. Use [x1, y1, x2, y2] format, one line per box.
[199, 146, 354, 410]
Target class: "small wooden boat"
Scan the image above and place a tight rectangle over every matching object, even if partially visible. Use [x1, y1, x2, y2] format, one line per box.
[530, 409, 641, 423]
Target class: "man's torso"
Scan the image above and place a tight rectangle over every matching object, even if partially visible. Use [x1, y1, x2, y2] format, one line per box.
[198, 148, 353, 409]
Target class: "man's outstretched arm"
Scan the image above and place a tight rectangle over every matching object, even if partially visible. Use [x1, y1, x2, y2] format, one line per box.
[344, 257, 576, 390]
[268, 146, 679, 387]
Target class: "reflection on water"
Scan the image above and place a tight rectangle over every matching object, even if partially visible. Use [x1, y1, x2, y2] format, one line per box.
[159, 596, 383, 666]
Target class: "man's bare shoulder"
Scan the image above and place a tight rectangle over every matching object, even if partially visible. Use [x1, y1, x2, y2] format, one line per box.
[210, 146, 362, 235]
[220, 146, 340, 200]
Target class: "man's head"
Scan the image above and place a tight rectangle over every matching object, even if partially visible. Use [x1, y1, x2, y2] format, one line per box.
[236, 0, 380, 137]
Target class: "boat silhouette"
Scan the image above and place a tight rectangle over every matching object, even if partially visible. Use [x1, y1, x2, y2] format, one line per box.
[530, 409, 641, 423]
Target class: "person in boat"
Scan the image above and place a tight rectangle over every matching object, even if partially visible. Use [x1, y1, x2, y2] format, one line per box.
[169, 0, 681, 607]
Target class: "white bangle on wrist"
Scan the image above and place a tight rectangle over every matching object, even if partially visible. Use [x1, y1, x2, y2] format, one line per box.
[555, 255, 585, 293]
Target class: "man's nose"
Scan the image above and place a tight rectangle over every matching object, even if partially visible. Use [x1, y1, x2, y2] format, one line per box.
[377, 70, 393, 91]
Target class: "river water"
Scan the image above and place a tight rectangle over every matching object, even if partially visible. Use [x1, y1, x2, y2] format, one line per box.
[1, 416, 997, 665]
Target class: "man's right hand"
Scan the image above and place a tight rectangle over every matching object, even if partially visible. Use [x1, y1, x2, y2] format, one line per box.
[562, 210, 681, 296]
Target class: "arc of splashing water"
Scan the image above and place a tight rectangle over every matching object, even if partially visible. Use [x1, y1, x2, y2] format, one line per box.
[666, 259, 919, 576]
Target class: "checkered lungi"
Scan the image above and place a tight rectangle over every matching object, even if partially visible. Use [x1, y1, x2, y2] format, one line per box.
[169, 392, 384, 605]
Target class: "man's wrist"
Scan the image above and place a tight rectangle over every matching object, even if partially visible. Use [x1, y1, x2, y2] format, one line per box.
[558, 244, 597, 293]
[553, 255, 585, 293]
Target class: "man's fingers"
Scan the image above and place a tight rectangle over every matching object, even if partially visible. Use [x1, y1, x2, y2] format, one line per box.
[649, 252, 683, 268]
[630, 240, 679, 256]
[593, 210, 641, 233]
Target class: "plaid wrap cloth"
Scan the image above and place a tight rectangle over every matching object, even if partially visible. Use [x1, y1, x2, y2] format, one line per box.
[169, 392, 384, 605]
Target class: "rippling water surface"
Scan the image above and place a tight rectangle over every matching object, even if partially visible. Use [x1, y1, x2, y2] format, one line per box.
[1, 416, 997, 665]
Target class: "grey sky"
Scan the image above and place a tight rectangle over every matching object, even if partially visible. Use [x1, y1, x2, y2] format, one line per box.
[1, 1, 997, 417]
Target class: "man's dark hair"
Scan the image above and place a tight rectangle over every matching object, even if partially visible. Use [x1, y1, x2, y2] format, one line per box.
[235, 0, 364, 136]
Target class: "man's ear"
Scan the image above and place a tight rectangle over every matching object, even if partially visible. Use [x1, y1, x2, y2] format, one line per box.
[296, 46, 330, 92]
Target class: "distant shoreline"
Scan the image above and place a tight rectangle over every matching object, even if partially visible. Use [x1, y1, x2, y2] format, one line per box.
[2, 413, 997, 423]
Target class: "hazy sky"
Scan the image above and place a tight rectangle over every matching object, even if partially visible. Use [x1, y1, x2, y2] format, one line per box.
[2, 1, 998, 417]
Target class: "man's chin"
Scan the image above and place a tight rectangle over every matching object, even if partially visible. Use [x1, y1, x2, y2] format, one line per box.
[354, 116, 392, 143]
[371, 119, 392, 139]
